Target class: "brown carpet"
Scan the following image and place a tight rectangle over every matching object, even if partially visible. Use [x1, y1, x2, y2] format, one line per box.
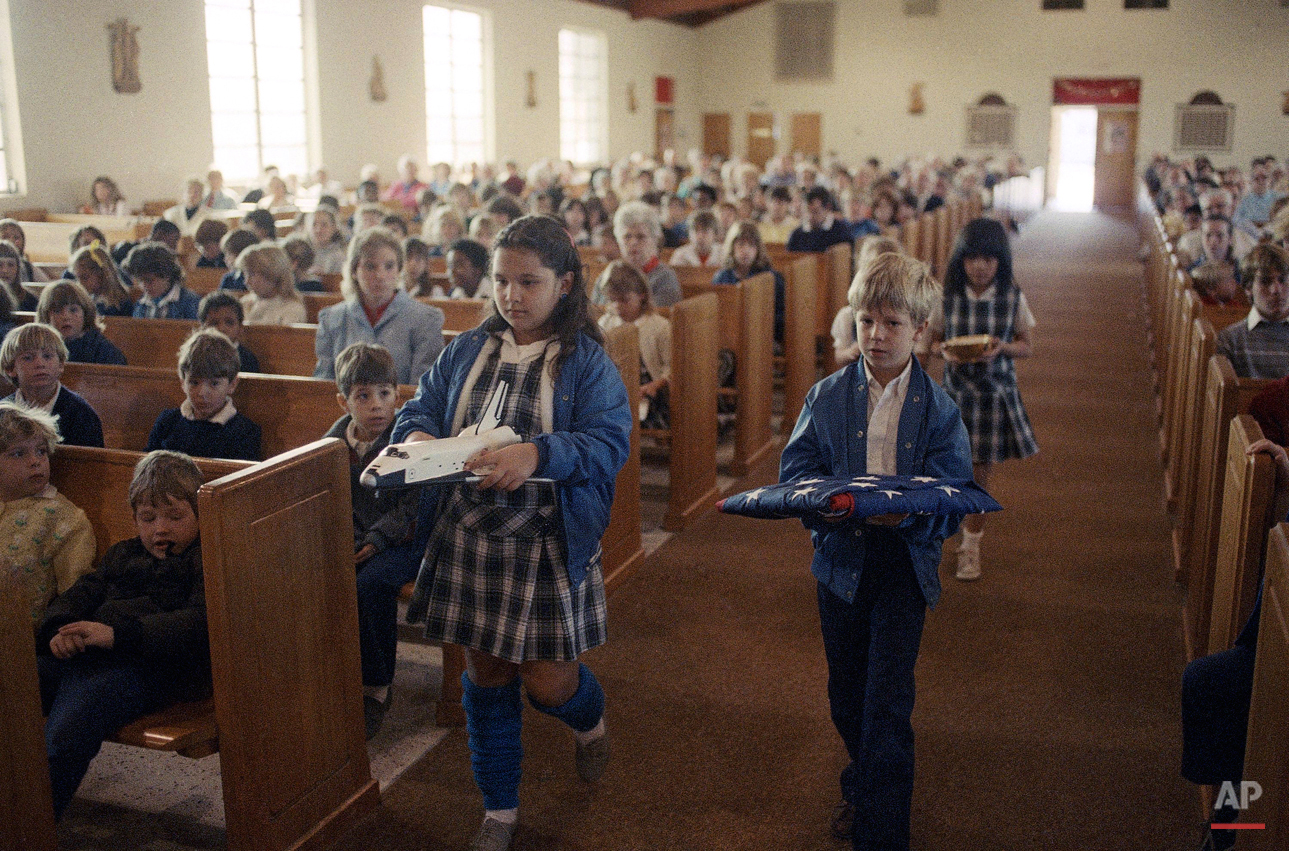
[329, 210, 1199, 850]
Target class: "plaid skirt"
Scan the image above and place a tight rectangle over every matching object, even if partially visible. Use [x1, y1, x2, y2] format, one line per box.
[408, 481, 607, 663]
[949, 382, 1039, 465]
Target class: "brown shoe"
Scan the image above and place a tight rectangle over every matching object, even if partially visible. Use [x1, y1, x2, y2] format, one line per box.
[830, 799, 854, 841]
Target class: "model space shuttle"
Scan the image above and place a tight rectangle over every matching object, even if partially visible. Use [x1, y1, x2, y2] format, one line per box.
[361, 380, 545, 489]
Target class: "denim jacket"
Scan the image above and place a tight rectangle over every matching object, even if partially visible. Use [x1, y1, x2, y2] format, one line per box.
[392, 327, 632, 587]
[779, 357, 972, 609]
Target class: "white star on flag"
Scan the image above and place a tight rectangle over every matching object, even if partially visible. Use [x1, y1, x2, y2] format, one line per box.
[793, 486, 819, 497]
[795, 478, 823, 485]
[743, 487, 767, 503]
[937, 485, 960, 496]
[853, 476, 880, 482]
[881, 490, 902, 499]
[912, 476, 937, 483]
[850, 480, 878, 488]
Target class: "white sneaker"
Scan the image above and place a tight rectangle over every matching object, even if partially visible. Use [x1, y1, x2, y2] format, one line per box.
[955, 544, 981, 581]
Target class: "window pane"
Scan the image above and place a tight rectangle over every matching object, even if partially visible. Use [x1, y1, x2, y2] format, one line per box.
[212, 113, 258, 148]
[423, 4, 485, 169]
[208, 42, 255, 77]
[209, 77, 256, 112]
[206, 7, 252, 43]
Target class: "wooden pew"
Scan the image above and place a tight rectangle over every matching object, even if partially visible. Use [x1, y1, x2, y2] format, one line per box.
[99, 316, 320, 377]
[187, 266, 225, 295]
[677, 272, 776, 476]
[1171, 317, 1217, 581]
[1241, 522, 1289, 847]
[302, 292, 484, 330]
[651, 293, 721, 530]
[599, 323, 645, 589]
[0, 574, 58, 850]
[782, 254, 819, 430]
[1183, 357, 1271, 659]
[60, 363, 416, 459]
[19, 219, 147, 264]
[1160, 280, 1198, 470]
[1207, 414, 1275, 656]
[34, 442, 376, 850]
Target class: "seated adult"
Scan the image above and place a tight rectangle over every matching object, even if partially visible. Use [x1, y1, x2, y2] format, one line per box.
[1189, 215, 1241, 287]
[382, 155, 428, 213]
[1190, 260, 1245, 309]
[1234, 157, 1285, 236]
[1216, 243, 1289, 379]
[787, 186, 852, 252]
[163, 176, 213, 237]
[607, 200, 680, 308]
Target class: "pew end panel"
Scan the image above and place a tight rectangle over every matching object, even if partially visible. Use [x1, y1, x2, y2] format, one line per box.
[600, 323, 645, 591]
[662, 292, 720, 531]
[0, 575, 58, 851]
[783, 255, 819, 431]
[1241, 522, 1289, 848]
[1172, 316, 1217, 581]
[1207, 415, 1275, 657]
[200, 438, 379, 851]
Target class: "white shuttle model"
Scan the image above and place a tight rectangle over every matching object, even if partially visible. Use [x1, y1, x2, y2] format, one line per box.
[361, 381, 528, 489]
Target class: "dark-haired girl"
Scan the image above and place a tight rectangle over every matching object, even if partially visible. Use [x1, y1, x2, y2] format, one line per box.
[930, 217, 1037, 581]
[393, 215, 631, 851]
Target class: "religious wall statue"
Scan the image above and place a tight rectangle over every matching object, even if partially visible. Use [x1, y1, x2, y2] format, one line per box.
[107, 18, 141, 94]
[370, 56, 387, 102]
[908, 82, 925, 115]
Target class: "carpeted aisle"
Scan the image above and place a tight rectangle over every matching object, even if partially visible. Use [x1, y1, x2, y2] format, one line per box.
[330, 210, 1198, 851]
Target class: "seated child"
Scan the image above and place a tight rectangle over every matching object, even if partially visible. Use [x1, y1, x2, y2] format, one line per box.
[670, 209, 723, 267]
[147, 219, 182, 253]
[123, 242, 201, 320]
[0, 218, 51, 284]
[36, 450, 208, 820]
[446, 238, 493, 299]
[236, 243, 308, 325]
[597, 260, 671, 428]
[381, 214, 410, 239]
[831, 236, 904, 366]
[324, 343, 420, 739]
[592, 222, 621, 263]
[1216, 243, 1289, 379]
[0, 402, 95, 624]
[714, 220, 787, 343]
[218, 227, 260, 292]
[1191, 259, 1245, 308]
[0, 238, 37, 310]
[282, 235, 325, 292]
[401, 236, 443, 297]
[198, 291, 260, 374]
[1, 323, 104, 448]
[70, 242, 134, 317]
[38, 280, 127, 365]
[354, 203, 386, 233]
[193, 219, 230, 269]
[146, 328, 261, 461]
[779, 253, 971, 849]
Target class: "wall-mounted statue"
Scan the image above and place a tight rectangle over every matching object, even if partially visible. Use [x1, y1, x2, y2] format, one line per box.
[370, 56, 387, 102]
[107, 18, 141, 94]
[909, 82, 925, 115]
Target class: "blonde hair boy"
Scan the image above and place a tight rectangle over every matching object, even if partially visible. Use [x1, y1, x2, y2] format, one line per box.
[848, 253, 939, 328]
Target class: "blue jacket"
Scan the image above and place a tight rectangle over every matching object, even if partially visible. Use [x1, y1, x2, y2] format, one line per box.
[314, 290, 445, 386]
[779, 357, 971, 609]
[132, 285, 201, 321]
[391, 326, 632, 587]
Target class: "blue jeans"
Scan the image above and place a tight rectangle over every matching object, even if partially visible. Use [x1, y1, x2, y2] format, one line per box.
[39, 652, 173, 820]
[817, 528, 927, 851]
[356, 542, 423, 687]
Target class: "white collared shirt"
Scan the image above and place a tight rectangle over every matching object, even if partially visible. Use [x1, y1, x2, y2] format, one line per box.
[1246, 306, 1289, 331]
[863, 357, 913, 476]
[180, 397, 238, 424]
[15, 386, 59, 415]
[138, 283, 181, 319]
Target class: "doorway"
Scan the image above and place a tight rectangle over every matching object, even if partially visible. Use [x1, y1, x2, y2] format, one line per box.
[1049, 106, 1097, 212]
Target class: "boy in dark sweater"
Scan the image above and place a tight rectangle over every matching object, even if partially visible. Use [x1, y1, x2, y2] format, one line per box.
[325, 342, 419, 738]
[1, 322, 105, 447]
[146, 328, 261, 461]
[198, 291, 261, 374]
[37, 450, 209, 819]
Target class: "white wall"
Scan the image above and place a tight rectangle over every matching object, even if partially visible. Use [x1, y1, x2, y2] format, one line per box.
[5, 0, 1286, 213]
[694, 0, 1289, 172]
[3, 0, 697, 211]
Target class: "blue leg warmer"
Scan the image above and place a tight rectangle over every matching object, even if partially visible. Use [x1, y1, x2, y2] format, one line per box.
[527, 663, 605, 733]
[461, 673, 523, 810]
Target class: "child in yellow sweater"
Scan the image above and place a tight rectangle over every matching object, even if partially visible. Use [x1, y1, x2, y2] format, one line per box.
[0, 401, 95, 623]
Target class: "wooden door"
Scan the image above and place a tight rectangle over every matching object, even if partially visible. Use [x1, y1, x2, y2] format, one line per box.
[702, 112, 731, 158]
[747, 112, 774, 169]
[1093, 109, 1138, 211]
[655, 108, 675, 162]
[791, 112, 821, 158]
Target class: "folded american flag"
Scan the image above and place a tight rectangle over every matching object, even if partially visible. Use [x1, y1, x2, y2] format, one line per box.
[717, 475, 1002, 520]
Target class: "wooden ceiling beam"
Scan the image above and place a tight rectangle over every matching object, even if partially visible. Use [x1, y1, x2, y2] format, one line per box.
[627, 0, 764, 22]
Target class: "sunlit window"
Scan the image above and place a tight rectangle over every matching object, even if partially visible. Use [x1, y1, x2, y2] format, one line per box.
[558, 28, 606, 166]
[205, 0, 308, 182]
[424, 5, 487, 168]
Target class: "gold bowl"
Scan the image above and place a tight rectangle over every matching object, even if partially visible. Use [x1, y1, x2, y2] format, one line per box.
[942, 334, 992, 361]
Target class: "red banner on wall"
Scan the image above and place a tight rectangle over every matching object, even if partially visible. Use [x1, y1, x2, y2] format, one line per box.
[655, 76, 674, 105]
[1052, 78, 1140, 106]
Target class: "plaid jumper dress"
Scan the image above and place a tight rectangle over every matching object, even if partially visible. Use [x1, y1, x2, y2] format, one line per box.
[942, 280, 1039, 464]
[412, 340, 607, 663]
